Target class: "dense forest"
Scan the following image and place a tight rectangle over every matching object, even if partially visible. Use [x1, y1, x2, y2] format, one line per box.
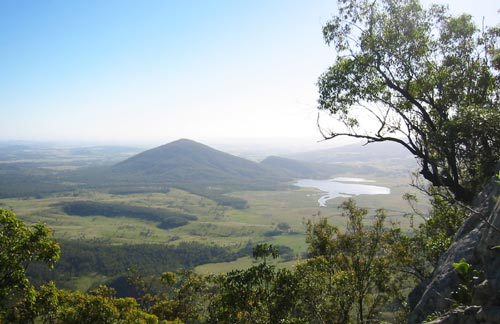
[28, 239, 254, 291]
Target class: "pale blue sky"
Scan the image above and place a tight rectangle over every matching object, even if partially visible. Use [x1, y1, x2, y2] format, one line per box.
[1, 0, 498, 145]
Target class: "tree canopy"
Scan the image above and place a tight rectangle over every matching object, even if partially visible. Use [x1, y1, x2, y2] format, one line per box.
[317, 0, 500, 203]
[0, 208, 60, 318]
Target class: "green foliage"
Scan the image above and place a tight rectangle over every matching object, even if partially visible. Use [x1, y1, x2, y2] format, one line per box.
[401, 188, 468, 280]
[318, 0, 500, 204]
[208, 262, 282, 323]
[419, 193, 467, 264]
[292, 257, 355, 323]
[252, 243, 279, 263]
[127, 268, 208, 324]
[207, 200, 409, 324]
[305, 199, 406, 324]
[451, 258, 484, 305]
[423, 311, 445, 323]
[305, 217, 337, 258]
[207, 200, 410, 324]
[207, 243, 321, 324]
[9, 283, 159, 324]
[58, 201, 197, 229]
[0, 208, 60, 319]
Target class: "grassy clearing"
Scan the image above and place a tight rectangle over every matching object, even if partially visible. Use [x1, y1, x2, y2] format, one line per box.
[70, 273, 110, 292]
[194, 256, 299, 275]
[195, 257, 257, 275]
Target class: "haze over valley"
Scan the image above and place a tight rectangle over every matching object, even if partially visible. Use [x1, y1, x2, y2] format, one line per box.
[0, 138, 424, 287]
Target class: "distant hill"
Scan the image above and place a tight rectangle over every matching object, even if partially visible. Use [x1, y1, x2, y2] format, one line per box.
[286, 141, 416, 176]
[288, 141, 412, 163]
[111, 139, 287, 190]
[260, 156, 334, 179]
[260, 155, 385, 178]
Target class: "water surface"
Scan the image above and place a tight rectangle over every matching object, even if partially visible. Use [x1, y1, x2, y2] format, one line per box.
[295, 178, 390, 207]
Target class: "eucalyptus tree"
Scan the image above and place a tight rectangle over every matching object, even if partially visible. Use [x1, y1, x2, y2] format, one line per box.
[305, 199, 405, 324]
[0, 208, 60, 319]
[318, 0, 500, 203]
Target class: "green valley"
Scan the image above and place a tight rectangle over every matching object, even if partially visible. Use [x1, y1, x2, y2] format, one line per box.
[0, 139, 426, 294]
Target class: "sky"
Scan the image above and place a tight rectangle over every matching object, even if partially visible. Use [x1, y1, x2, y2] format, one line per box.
[0, 0, 498, 147]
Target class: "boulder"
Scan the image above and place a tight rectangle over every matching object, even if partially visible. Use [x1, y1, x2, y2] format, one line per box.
[408, 172, 500, 324]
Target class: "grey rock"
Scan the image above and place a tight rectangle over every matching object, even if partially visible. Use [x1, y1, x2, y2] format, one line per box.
[425, 306, 500, 324]
[476, 306, 500, 323]
[408, 170, 500, 324]
[472, 280, 492, 306]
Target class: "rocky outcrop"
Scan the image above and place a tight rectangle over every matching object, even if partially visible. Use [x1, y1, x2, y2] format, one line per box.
[408, 173, 500, 324]
[424, 306, 500, 324]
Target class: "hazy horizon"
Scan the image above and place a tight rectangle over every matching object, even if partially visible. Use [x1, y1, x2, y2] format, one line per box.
[0, 135, 366, 160]
[1, 1, 498, 144]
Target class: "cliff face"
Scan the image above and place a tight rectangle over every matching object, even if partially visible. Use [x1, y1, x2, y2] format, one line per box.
[408, 174, 500, 323]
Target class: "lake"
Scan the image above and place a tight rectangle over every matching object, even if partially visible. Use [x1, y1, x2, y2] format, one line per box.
[295, 177, 390, 207]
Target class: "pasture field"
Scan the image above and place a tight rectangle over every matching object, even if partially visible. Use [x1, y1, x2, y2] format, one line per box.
[0, 173, 427, 275]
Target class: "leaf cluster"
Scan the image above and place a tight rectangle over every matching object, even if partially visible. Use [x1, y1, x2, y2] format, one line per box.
[451, 258, 485, 306]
